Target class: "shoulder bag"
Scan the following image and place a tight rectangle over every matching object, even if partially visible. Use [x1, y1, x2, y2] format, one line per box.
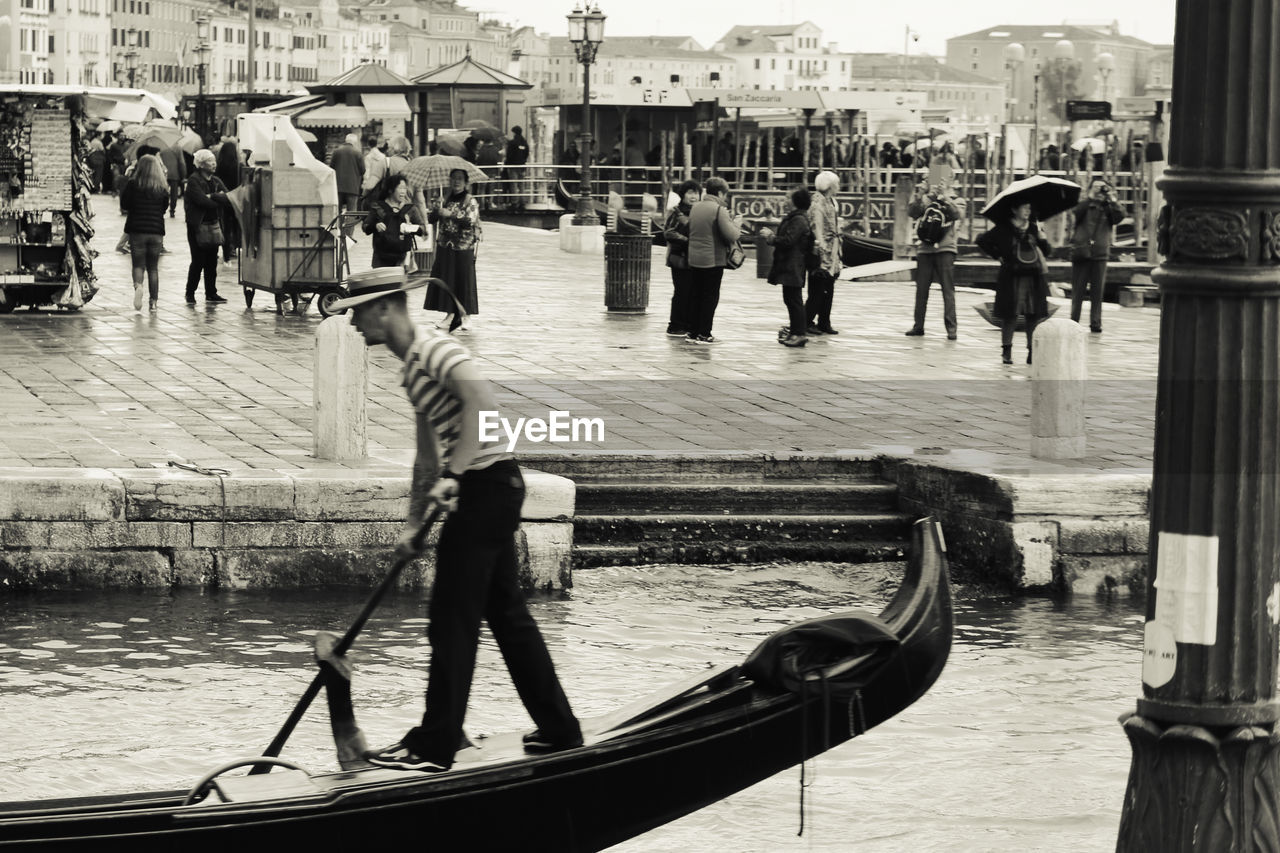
[195, 219, 224, 249]
[725, 240, 746, 270]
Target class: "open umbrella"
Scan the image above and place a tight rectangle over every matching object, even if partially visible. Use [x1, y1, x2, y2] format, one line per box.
[980, 175, 1082, 222]
[176, 127, 204, 154]
[462, 119, 494, 130]
[435, 132, 468, 157]
[469, 125, 506, 144]
[1070, 137, 1107, 155]
[119, 123, 148, 140]
[403, 155, 489, 193]
[96, 119, 122, 133]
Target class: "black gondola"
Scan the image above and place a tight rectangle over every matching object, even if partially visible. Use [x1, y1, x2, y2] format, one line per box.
[840, 232, 894, 267]
[0, 518, 952, 852]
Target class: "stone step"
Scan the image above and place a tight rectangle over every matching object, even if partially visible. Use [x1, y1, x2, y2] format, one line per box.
[574, 482, 900, 514]
[571, 513, 914, 545]
[572, 540, 909, 568]
[528, 454, 889, 483]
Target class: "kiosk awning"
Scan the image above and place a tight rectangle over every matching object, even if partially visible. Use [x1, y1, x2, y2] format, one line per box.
[361, 93, 411, 121]
[296, 105, 368, 128]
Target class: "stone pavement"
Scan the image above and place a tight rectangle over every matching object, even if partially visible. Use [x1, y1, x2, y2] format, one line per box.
[0, 199, 1159, 477]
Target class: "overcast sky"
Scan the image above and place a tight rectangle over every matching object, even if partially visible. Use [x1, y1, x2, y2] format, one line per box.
[477, 0, 1176, 57]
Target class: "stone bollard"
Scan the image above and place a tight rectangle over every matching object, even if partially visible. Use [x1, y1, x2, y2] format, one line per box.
[1031, 318, 1087, 459]
[313, 316, 368, 460]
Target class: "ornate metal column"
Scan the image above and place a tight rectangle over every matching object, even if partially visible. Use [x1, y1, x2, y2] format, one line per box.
[567, 4, 605, 227]
[1117, 1, 1280, 849]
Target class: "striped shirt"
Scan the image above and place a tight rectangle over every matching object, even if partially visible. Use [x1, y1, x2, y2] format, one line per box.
[401, 326, 512, 471]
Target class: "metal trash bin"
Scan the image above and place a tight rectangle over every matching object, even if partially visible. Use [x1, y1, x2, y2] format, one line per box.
[603, 232, 651, 313]
[755, 234, 775, 279]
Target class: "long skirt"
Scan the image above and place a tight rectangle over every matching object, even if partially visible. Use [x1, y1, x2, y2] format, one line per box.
[425, 246, 478, 315]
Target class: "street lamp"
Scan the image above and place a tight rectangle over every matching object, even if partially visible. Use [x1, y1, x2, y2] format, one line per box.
[566, 2, 605, 226]
[1002, 42, 1024, 122]
[1096, 51, 1115, 103]
[124, 27, 140, 88]
[195, 14, 212, 144]
[1051, 39, 1075, 127]
[901, 26, 919, 91]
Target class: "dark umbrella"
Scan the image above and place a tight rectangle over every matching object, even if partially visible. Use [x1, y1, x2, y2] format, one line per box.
[980, 175, 1082, 222]
[469, 125, 506, 144]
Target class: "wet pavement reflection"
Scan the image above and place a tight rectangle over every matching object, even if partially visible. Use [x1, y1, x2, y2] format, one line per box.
[0, 565, 1142, 852]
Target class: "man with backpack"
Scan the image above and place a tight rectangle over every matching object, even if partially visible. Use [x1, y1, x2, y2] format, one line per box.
[905, 182, 963, 339]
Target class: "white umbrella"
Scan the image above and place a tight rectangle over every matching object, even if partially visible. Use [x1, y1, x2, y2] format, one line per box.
[96, 119, 122, 133]
[1070, 137, 1107, 155]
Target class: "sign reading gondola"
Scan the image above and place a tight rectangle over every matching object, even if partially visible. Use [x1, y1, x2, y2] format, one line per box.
[1066, 100, 1112, 121]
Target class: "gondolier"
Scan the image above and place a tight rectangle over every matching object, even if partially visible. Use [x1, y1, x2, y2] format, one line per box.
[330, 267, 582, 773]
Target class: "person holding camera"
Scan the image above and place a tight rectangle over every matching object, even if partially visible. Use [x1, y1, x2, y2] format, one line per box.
[1069, 179, 1126, 333]
[905, 182, 963, 339]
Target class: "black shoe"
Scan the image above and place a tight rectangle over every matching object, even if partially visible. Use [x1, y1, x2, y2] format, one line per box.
[364, 740, 449, 772]
[666, 327, 687, 337]
[818, 326, 839, 335]
[206, 295, 228, 304]
[523, 730, 584, 754]
[805, 324, 825, 335]
[904, 328, 925, 337]
[947, 332, 957, 340]
[1001, 346, 1013, 365]
[185, 295, 197, 305]
[781, 334, 808, 347]
[1027, 350, 1033, 365]
[1090, 326, 1102, 333]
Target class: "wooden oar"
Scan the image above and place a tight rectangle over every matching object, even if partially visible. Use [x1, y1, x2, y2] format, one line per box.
[250, 508, 441, 774]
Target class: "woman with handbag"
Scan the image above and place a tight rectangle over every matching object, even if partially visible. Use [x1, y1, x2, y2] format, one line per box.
[685, 176, 742, 344]
[364, 174, 425, 270]
[424, 169, 482, 333]
[662, 179, 699, 338]
[976, 201, 1052, 365]
[183, 149, 230, 304]
[806, 170, 843, 335]
[119, 154, 170, 312]
[763, 187, 816, 347]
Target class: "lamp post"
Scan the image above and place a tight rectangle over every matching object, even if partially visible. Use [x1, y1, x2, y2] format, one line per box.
[1051, 38, 1075, 132]
[901, 26, 918, 91]
[195, 14, 212, 145]
[124, 27, 140, 88]
[1096, 51, 1115, 104]
[566, 3, 605, 226]
[1001, 42, 1024, 182]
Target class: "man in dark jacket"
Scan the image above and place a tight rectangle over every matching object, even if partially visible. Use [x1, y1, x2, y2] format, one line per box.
[1069, 179, 1126, 333]
[328, 134, 365, 214]
[158, 144, 187, 218]
[503, 126, 530, 206]
[905, 182, 963, 339]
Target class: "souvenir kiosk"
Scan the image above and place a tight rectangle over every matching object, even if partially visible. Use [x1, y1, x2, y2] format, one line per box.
[0, 88, 98, 312]
[235, 114, 345, 315]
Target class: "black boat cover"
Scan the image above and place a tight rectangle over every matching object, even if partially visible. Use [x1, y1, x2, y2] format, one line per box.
[741, 610, 900, 702]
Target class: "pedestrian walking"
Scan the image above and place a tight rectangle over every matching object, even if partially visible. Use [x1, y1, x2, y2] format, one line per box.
[424, 169, 481, 333]
[662, 179, 699, 338]
[364, 174, 425, 269]
[215, 140, 243, 265]
[386, 136, 411, 178]
[328, 133, 365, 216]
[976, 202, 1052, 365]
[1069, 178, 1126, 333]
[330, 267, 583, 774]
[361, 136, 388, 210]
[183, 149, 230, 304]
[158, 144, 186, 219]
[119, 154, 169, 313]
[503, 126, 530, 205]
[905, 181, 963, 339]
[86, 134, 106, 193]
[763, 186, 816, 347]
[806, 170, 842, 335]
[685, 176, 742, 344]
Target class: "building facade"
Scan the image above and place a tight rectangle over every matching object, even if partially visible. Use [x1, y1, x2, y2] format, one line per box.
[545, 35, 736, 90]
[712, 22, 853, 92]
[946, 22, 1154, 126]
[845, 54, 1005, 129]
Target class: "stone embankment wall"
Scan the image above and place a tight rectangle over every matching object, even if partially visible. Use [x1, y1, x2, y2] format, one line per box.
[0, 468, 575, 591]
[887, 459, 1150, 594]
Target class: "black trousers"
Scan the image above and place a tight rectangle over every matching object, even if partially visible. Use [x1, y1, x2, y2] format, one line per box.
[782, 285, 806, 335]
[407, 461, 580, 766]
[185, 229, 220, 298]
[1070, 258, 1108, 330]
[689, 266, 724, 337]
[805, 270, 835, 328]
[913, 252, 957, 334]
[667, 266, 694, 333]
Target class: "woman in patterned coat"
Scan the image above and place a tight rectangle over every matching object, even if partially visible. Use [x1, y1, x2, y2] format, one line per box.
[424, 169, 482, 333]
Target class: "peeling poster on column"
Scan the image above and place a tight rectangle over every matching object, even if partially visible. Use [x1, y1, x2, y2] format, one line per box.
[1144, 532, 1219, 688]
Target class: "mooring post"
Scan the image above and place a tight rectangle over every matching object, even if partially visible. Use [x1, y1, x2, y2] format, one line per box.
[1029, 318, 1086, 459]
[1116, 2, 1280, 849]
[313, 316, 368, 461]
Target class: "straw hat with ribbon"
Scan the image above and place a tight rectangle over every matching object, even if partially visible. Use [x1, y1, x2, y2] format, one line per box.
[330, 267, 432, 312]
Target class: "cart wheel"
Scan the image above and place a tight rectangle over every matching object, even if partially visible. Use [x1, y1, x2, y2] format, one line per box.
[317, 288, 345, 317]
[243, 287, 255, 308]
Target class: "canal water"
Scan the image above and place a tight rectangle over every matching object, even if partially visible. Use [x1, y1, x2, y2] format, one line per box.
[0, 562, 1142, 852]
